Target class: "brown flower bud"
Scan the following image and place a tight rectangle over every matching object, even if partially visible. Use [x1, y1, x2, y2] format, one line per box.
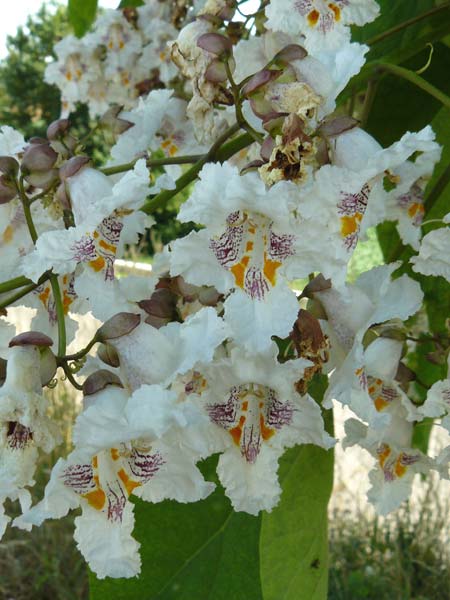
[9, 331, 53, 348]
[83, 369, 124, 396]
[96, 312, 141, 341]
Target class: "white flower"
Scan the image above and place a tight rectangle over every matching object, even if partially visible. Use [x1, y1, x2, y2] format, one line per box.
[112, 307, 230, 391]
[0, 344, 60, 539]
[384, 143, 441, 250]
[0, 125, 26, 157]
[318, 264, 423, 419]
[169, 162, 305, 351]
[343, 409, 432, 515]
[189, 344, 333, 514]
[411, 226, 450, 281]
[265, 0, 379, 52]
[20, 162, 154, 319]
[16, 384, 214, 578]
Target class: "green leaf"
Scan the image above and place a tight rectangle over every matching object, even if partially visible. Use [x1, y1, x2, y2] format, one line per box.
[90, 456, 262, 600]
[365, 43, 450, 147]
[118, 0, 145, 7]
[68, 0, 98, 38]
[260, 376, 334, 600]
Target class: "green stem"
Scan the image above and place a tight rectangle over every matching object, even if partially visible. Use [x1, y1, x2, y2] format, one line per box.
[18, 179, 38, 244]
[375, 63, 450, 110]
[0, 275, 34, 294]
[49, 275, 66, 358]
[63, 336, 98, 362]
[360, 78, 379, 128]
[0, 282, 41, 309]
[225, 60, 263, 143]
[367, 2, 450, 46]
[141, 125, 250, 215]
[101, 154, 205, 176]
[424, 163, 450, 213]
[62, 362, 83, 391]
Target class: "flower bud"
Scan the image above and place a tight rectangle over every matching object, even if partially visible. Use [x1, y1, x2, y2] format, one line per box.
[21, 142, 58, 174]
[39, 347, 57, 387]
[9, 331, 53, 348]
[59, 156, 90, 181]
[96, 312, 141, 341]
[100, 106, 134, 135]
[242, 69, 281, 97]
[83, 369, 123, 396]
[47, 118, 70, 141]
[97, 343, 120, 368]
[138, 289, 179, 329]
[0, 156, 19, 176]
[197, 32, 232, 58]
[271, 44, 307, 67]
[0, 174, 17, 204]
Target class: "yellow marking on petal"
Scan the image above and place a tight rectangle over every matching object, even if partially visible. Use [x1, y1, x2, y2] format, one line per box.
[38, 287, 51, 305]
[159, 51, 166, 61]
[247, 225, 256, 234]
[394, 455, 407, 478]
[340, 213, 362, 237]
[328, 3, 341, 21]
[230, 255, 250, 289]
[65, 72, 72, 81]
[93, 231, 99, 239]
[99, 239, 117, 253]
[119, 40, 125, 50]
[260, 414, 275, 441]
[92, 456, 98, 468]
[263, 254, 282, 287]
[407, 203, 424, 219]
[374, 396, 389, 412]
[169, 144, 178, 157]
[378, 445, 391, 468]
[161, 140, 171, 149]
[108, 41, 114, 50]
[118, 468, 142, 495]
[63, 275, 68, 284]
[82, 488, 106, 511]
[3, 225, 14, 243]
[62, 292, 73, 314]
[307, 9, 320, 26]
[245, 241, 254, 252]
[89, 256, 106, 272]
[241, 401, 248, 411]
[229, 415, 246, 446]
[110, 448, 120, 461]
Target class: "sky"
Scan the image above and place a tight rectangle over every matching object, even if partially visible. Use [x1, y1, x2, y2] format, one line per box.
[0, 0, 118, 57]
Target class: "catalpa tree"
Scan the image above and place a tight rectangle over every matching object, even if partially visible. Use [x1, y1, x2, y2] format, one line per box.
[0, 0, 449, 597]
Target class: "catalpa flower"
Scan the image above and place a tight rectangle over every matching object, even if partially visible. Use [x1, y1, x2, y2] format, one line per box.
[21, 161, 154, 320]
[419, 355, 450, 431]
[169, 162, 305, 352]
[411, 224, 450, 282]
[265, 0, 379, 52]
[186, 344, 334, 515]
[112, 307, 230, 391]
[16, 383, 214, 579]
[316, 264, 423, 420]
[0, 338, 60, 539]
[299, 126, 440, 278]
[344, 407, 432, 515]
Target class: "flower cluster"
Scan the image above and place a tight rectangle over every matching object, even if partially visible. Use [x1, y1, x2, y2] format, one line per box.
[0, 0, 449, 582]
